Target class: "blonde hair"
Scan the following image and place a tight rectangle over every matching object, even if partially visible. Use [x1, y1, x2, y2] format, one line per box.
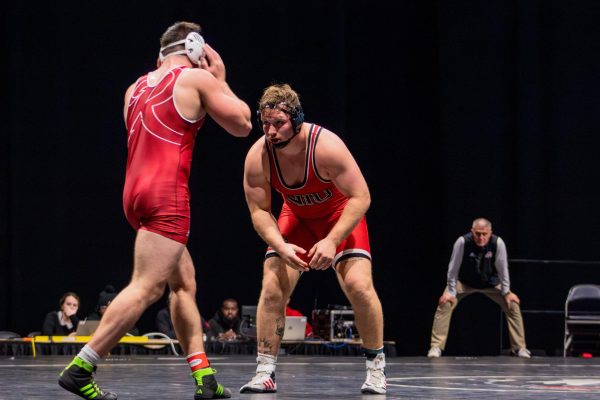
[258, 84, 301, 112]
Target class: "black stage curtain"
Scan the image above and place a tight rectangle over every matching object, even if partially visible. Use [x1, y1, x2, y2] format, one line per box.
[3, 1, 600, 356]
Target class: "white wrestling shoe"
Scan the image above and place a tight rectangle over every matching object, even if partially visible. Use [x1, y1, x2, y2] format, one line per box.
[361, 353, 387, 394]
[239, 371, 277, 393]
[240, 353, 277, 393]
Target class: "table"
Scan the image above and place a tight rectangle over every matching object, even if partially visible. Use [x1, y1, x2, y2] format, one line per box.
[0, 336, 180, 357]
[1, 337, 397, 357]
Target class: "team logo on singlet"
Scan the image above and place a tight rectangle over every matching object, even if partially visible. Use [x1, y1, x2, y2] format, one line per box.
[285, 189, 333, 207]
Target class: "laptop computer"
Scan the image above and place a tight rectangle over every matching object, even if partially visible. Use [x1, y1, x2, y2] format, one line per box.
[241, 305, 257, 320]
[282, 316, 307, 341]
[76, 320, 101, 336]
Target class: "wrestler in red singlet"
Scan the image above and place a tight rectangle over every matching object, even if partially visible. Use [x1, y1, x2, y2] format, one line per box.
[123, 66, 204, 244]
[265, 124, 371, 265]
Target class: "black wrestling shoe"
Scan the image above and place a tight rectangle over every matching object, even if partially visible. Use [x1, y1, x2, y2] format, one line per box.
[192, 367, 232, 399]
[58, 357, 117, 400]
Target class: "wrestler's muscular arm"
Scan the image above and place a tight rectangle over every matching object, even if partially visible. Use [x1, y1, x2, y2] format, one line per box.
[243, 140, 309, 271]
[122, 43, 251, 136]
[308, 130, 371, 270]
[176, 43, 251, 136]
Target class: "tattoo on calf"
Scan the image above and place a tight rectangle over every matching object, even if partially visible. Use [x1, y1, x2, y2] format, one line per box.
[258, 338, 273, 354]
[275, 316, 285, 338]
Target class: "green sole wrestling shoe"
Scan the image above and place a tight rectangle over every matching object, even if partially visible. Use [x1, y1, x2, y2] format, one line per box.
[58, 357, 117, 400]
[193, 367, 232, 399]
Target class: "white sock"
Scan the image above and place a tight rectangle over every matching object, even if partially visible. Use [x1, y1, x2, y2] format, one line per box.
[256, 352, 277, 374]
[77, 345, 100, 367]
[366, 352, 386, 370]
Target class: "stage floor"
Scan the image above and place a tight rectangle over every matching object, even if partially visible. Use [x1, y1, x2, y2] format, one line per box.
[1, 355, 600, 399]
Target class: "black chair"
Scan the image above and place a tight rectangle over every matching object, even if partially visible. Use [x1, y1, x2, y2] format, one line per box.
[564, 284, 600, 356]
[0, 331, 21, 339]
[0, 331, 22, 356]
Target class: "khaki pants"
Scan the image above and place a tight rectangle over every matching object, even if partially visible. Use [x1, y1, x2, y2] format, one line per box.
[430, 281, 527, 352]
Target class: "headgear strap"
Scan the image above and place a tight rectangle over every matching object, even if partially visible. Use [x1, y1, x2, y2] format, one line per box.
[159, 32, 205, 65]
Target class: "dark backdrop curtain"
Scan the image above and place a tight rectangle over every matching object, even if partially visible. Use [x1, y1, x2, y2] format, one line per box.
[3, 0, 600, 355]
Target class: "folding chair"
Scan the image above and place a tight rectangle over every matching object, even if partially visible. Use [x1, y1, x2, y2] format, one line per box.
[564, 284, 600, 357]
[142, 332, 180, 356]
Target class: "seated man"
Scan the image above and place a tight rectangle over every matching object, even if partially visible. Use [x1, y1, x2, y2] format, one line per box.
[427, 218, 531, 358]
[87, 285, 139, 336]
[86, 285, 117, 321]
[207, 298, 243, 341]
[155, 298, 177, 339]
[156, 295, 211, 339]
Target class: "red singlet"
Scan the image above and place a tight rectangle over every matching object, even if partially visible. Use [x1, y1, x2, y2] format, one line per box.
[266, 124, 371, 266]
[123, 66, 204, 244]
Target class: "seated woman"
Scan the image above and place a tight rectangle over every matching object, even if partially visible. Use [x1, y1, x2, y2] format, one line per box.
[42, 292, 80, 336]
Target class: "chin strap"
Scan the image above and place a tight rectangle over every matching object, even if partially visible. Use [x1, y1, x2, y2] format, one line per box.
[272, 129, 301, 149]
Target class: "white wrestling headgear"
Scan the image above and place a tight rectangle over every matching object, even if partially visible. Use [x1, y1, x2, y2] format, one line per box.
[159, 31, 205, 64]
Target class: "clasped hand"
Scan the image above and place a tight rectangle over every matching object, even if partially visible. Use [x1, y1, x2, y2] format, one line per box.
[277, 238, 336, 272]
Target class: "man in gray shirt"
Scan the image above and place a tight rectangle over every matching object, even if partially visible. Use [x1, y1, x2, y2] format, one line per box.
[427, 218, 530, 358]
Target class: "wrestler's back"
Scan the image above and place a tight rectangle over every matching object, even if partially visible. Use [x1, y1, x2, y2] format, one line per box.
[123, 66, 204, 226]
